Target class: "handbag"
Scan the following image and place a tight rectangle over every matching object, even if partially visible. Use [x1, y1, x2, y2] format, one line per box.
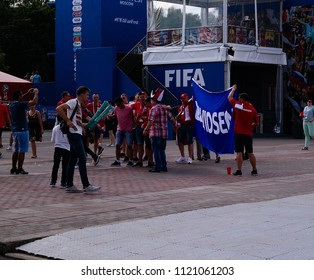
[60, 100, 78, 134]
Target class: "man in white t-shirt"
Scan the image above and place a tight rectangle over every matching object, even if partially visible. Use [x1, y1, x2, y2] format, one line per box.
[56, 86, 100, 193]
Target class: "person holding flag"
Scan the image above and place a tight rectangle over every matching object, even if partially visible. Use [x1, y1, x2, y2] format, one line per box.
[228, 85, 259, 176]
[175, 93, 195, 164]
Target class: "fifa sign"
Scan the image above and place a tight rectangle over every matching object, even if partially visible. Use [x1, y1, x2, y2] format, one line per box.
[165, 68, 205, 88]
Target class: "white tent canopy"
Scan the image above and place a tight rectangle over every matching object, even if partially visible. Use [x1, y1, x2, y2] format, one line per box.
[0, 71, 31, 83]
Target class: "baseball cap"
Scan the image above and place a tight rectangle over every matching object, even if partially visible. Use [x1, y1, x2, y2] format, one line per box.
[180, 93, 189, 99]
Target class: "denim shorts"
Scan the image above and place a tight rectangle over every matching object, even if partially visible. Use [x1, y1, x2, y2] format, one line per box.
[116, 130, 133, 146]
[12, 131, 29, 153]
[134, 126, 144, 145]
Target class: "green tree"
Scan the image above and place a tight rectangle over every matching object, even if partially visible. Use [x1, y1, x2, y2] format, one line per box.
[0, 0, 55, 81]
[0, 49, 9, 72]
[158, 7, 201, 30]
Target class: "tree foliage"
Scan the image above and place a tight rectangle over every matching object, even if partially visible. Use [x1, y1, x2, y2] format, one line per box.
[157, 7, 202, 30]
[0, 0, 55, 81]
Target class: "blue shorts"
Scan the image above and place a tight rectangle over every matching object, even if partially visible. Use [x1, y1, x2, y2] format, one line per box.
[12, 131, 29, 153]
[116, 130, 133, 146]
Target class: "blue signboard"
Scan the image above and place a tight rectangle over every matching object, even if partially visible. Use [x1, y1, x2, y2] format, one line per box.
[148, 62, 225, 99]
[55, 0, 147, 99]
[55, 0, 79, 95]
[101, 0, 147, 52]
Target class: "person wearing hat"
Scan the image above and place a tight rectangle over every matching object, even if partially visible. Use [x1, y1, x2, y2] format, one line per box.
[143, 88, 176, 172]
[175, 93, 194, 164]
[301, 99, 314, 150]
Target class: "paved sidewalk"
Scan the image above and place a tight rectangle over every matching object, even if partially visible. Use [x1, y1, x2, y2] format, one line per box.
[0, 130, 314, 259]
[17, 193, 314, 260]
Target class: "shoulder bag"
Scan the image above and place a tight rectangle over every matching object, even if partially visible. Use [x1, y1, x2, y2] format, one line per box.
[60, 100, 78, 134]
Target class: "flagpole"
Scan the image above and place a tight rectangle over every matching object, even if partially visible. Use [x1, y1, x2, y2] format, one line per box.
[254, 0, 259, 46]
[182, 0, 186, 46]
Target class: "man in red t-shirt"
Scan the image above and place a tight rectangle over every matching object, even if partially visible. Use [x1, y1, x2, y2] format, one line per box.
[56, 91, 72, 107]
[228, 85, 259, 176]
[130, 91, 147, 167]
[176, 93, 194, 164]
[86, 93, 105, 156]
[0, 100, 11, 150]
[56, 91, 72, 125]
[141, 97, 154, 167]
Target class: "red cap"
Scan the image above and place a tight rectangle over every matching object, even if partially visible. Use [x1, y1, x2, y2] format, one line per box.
[180, 93, 189, 99]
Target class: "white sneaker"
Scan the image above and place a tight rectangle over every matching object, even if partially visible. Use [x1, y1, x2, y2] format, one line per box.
[6, 146, 12, 151]
[175, 156, 187, 163]
[84, 185, 101, 193]
[187, 157, 193, 164]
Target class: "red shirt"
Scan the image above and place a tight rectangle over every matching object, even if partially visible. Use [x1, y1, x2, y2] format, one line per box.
[131, 101, 145, 126]
[230, 99, 259, 136]
[178, 102, 194, 125]
[0, 104, 9, 128]
[56, 100, 64, 107]
[141, 106, 151, 128]
[87, 102, 105, 127]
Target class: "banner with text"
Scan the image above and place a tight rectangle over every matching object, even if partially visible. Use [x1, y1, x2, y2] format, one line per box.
[192, 80, 237, 154]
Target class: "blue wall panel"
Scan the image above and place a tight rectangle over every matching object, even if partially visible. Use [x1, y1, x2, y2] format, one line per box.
[76, 47, 116, 102]
[116, 69, 142, 99]
[102, 0, 147, 52]
[55, 0, 77, 95]
[55, 0, 147, 100]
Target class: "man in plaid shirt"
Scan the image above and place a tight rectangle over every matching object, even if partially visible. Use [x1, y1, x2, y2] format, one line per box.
[143, 89, 176, 173]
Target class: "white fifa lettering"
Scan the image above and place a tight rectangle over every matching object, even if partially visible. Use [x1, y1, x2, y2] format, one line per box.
[165, 70, 175, 87]
[176, 69, 181, 87]
[183, 69, 194, 87]
[164, 68, 205, 88]
[193, 68, 205, 86]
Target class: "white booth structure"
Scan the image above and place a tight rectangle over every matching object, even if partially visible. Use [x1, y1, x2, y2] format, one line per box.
[143, 0, 287, 133]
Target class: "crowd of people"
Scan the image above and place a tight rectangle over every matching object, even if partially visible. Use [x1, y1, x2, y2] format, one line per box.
[282, 7, 314, 137]
[23, 71, 42, 83]
[0, 83, 260, 193]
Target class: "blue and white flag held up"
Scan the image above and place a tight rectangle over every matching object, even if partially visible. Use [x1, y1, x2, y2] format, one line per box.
[192, 79, 237, 154]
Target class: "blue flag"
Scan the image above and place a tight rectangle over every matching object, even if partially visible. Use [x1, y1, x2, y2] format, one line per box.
[192, 79, 237, 154]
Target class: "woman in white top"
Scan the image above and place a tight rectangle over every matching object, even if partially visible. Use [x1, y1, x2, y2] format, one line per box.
[301, 99, 314, 150]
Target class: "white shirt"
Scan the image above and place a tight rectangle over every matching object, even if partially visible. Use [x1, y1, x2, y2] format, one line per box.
[66, 98, 83, 135]
[51, 125, 70, 151]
